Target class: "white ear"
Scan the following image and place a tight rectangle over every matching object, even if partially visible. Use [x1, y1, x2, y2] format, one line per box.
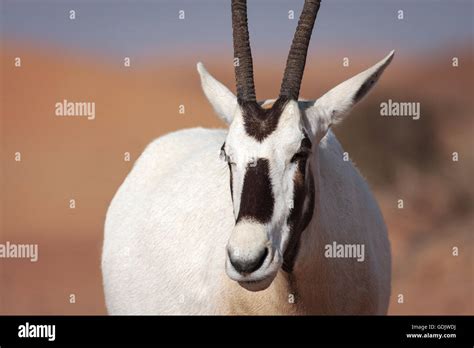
[197, 62, 237, 125]
[305, 50, 394, 137]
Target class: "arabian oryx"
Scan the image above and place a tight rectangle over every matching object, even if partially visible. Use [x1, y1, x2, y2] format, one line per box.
[102, 0, 393, 315]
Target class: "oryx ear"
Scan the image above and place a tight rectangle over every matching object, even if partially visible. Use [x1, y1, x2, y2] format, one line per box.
[197, 62, 237, 125]
[305, 50, 394, 137]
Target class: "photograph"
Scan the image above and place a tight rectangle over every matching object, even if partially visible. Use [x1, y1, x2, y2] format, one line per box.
[1, 0, 473, 345]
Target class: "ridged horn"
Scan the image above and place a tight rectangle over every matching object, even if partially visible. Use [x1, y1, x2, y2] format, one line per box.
[231, 0, 257, 103]
[279, 0, 321, 100]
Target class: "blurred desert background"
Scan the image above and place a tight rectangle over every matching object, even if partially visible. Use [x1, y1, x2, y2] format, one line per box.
[1, 0, 473, 314]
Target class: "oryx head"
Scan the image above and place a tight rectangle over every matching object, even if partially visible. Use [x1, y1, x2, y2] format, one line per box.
[198, 0, 394, 291]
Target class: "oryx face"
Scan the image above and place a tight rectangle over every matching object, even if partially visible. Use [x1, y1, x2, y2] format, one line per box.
[221, 99, 315, 290]
[198, 0, 394, 291]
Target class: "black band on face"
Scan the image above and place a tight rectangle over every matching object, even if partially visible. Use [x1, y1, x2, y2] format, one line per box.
[241, 97, 290, 142]
[282, 159, 315, 273]
[236, 158, 274, 224]
[223, 135, 314, 273]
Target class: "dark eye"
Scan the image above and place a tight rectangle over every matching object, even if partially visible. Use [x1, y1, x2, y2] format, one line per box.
[220, 143, 228, 161]
[291, 149, 310, 163]
[220, 148, 226, 161]
[220, 145, 236, 165]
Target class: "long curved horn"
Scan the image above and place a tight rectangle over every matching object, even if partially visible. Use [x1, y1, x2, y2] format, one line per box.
[231, 0, 256, 102]
[279, 0, 321, 100]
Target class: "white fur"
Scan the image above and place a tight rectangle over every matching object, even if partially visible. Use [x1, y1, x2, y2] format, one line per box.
[197, 62, 237, 125]
[308, 50, 395, 137]
[102, 52, 393, 315]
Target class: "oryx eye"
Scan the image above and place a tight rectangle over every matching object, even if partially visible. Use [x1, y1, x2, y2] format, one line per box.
[220, 143, 235, 165]
[290, 147, 311, 163]
[290, 151, 309, 163]
[291, 136, 312, 163]
[219, 145, 226, 161]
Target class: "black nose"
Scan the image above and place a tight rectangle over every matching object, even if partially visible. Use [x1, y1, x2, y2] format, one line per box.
[228, 247, 268, 274]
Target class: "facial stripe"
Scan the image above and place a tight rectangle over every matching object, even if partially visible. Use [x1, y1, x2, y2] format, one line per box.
[241, 97, 290, 142]
[282, 162, 315, 273]
[236, 159, 274, 223]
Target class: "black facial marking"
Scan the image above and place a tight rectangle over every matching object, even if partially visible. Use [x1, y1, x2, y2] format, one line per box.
[282, 161, 315, 273]
[237, 159, 274, 224]
[241, 97, 290, 142]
